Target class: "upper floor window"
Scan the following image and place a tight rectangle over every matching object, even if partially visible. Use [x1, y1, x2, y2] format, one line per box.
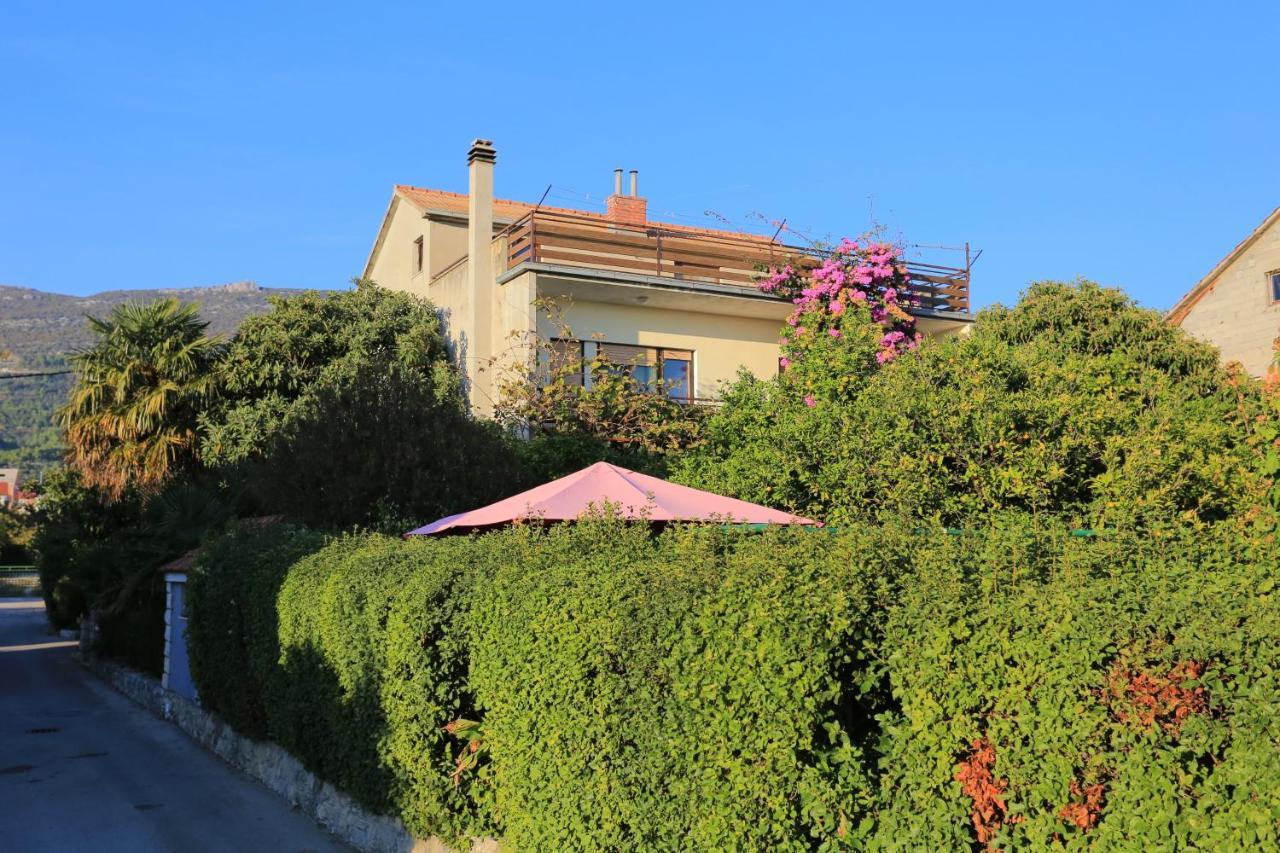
[412, 236, 424, 275]
[550, 339, 694, 401]
[1270, 270, 1280, 303]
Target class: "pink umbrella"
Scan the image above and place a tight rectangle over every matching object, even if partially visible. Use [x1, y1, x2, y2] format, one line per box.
[405, 461, 819, 536]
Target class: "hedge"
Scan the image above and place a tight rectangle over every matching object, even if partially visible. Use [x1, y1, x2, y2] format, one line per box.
[187, 526, 495, 845]
[187, 519, 1280, 850]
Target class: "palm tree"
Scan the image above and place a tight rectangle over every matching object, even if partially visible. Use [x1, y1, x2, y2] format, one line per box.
[58, 299, 224, 499]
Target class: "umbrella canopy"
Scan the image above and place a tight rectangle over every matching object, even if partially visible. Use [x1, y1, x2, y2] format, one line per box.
[405, 461, 819, 536]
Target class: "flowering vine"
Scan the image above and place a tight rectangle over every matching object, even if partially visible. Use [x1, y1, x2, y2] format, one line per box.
[760, 238, 922, 372]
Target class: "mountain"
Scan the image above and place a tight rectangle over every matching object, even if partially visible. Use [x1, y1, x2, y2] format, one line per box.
[0, 282, 328, 479]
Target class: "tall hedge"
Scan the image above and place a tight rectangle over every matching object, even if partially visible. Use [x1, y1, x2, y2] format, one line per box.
[185, 523, 325, 737]
[188, 519, 1280, 850]
[187, 528, 496, 845]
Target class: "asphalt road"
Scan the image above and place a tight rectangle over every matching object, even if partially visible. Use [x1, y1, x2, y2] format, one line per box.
[0, 597, 349, 852]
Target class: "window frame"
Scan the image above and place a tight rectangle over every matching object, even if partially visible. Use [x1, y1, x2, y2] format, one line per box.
[412, 236, 424, 275]
[1269, 269, 1280, 304]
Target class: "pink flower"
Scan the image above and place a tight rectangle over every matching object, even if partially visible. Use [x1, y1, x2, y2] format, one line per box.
[779, 356, 791, 369]
[828, 328, 842, 339]
[829, 300, 845, 315]
[804, 394, 816, 408]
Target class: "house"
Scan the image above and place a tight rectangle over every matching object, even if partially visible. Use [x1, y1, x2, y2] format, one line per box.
[0, 469, 19, 506]
[364, 140, 975, 413]
[1168, 207, 1280, 377]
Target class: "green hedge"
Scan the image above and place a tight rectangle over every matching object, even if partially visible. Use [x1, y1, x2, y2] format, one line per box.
[187, 526, 495, 845]
[187, 519, 1280, 850]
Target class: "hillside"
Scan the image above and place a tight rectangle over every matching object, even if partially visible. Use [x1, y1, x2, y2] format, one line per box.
[0, 282, 328, 479]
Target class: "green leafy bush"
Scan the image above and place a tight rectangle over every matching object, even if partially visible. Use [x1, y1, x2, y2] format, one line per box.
[187, 518, 1280, 850]
[187, 528, 495, 845]
[874, 524, 1280, 849]
[185, 523, 325, 737]
[677, 281, 1269, 529]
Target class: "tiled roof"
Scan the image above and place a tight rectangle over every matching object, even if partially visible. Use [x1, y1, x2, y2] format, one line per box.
[393, 185, 779, 245]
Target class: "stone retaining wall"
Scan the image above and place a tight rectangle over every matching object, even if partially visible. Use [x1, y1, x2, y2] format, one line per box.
[81, 655, 496, 853]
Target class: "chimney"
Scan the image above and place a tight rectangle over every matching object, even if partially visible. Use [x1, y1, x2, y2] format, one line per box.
[606, 167, 647, 226]
[466, 138, 496, 410]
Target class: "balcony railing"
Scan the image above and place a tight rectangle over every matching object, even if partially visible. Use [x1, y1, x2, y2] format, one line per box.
[501, 210, 971, 313]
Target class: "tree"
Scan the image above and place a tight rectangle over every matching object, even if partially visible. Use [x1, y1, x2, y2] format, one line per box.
[676, 280, 1269, 529]
[58, 299, 223, 499]
[200, 280, 456, 465]
[202, 281, 518, 529]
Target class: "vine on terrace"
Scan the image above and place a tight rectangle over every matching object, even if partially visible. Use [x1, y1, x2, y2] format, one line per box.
[759, 239, 922, 381]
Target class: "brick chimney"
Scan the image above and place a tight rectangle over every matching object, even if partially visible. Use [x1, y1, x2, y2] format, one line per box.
[606, 167, 647, 226]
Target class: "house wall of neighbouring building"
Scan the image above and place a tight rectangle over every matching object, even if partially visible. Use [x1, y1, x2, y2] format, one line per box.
[539, 297, 785, 400]
[1177, 219, 1280, 377]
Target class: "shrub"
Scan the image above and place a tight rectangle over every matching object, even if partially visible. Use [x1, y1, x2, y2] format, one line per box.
[466, 522, 907, 850]
[873, 524, 1280, 849]
[186, 523, 325, 737]
[187, 528, 494, 845]
[677, 281, 1269, 530]
[187, 517, 1280, 850]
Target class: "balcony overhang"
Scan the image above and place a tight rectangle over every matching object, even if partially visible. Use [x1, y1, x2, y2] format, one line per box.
[500, 261, 974, 331]
[500, 261, 794, 320]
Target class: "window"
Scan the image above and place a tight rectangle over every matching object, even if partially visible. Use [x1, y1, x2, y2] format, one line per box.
[412, 236, 424, 275]
[596, 342, 695, 401]
[1270, 270, 1280, 303]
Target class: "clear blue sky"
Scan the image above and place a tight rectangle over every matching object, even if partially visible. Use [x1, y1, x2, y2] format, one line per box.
[2, 1, 1277, 310]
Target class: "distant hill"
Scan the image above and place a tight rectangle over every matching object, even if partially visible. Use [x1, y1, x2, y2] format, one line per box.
[0, 282, 328, 479]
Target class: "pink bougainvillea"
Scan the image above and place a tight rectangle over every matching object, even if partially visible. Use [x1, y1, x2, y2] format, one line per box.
[760, 240, 922, 375]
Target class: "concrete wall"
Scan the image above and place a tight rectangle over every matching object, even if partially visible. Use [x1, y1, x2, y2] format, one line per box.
[429, 219, 469, 278]
[1177, 219, 1280, 377]
[540, 298, 784, 400]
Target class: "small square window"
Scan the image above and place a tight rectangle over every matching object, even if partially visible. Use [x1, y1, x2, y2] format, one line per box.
[1270, 270, 1280, 303]
[412, 236, 424, 275]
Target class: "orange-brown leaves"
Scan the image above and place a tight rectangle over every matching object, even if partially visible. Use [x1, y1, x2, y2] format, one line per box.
[956, 737, 1021, 848]
[1103, 659, 1208, 734]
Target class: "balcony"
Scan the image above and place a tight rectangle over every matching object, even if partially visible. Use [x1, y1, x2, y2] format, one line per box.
[500, 209, 971, 314]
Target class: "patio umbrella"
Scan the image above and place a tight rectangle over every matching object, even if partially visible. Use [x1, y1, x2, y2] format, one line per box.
[405, 461, 818, 536]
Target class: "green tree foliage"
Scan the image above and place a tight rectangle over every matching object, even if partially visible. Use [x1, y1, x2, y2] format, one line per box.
[57, 299, 224, 498]
[200, 281, 516, 529]
[677, 281, 1269, 529]
[30, 466, 234, 666]
[200, 280, 453, 465]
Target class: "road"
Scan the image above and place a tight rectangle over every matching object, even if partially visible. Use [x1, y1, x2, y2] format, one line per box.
[0, 597, 349, 853]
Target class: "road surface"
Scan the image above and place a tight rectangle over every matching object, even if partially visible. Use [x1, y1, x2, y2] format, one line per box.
[0, 597, 349, 852]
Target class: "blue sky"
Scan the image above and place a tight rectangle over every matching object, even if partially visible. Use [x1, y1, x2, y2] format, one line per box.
[2, 1, 1276, 310]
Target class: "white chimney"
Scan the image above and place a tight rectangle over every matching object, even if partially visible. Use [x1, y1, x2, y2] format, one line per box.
[466, 138, 496, 410]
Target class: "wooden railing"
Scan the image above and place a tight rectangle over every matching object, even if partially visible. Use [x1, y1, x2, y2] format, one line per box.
[502, 210, 971, 313]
